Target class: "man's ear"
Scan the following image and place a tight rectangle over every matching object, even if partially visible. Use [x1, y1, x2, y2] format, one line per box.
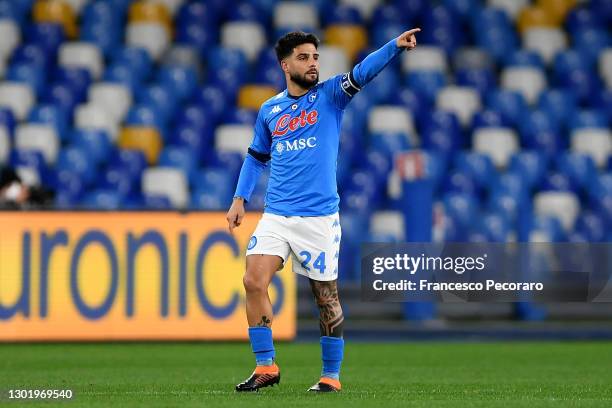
[280, 59, 289, 74]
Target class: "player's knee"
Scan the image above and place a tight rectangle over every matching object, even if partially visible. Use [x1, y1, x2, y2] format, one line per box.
[243, 273, 267, 294]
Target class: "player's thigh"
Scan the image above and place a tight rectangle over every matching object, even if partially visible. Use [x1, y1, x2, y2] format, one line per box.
[244, 254, 284, 290]
[289, 213, 341, 281]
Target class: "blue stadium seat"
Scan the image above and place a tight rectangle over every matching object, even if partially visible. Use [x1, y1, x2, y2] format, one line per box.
[494, 172, 529, 197]
[441, 169, 478, 195]
[207, 66, 243, 100]
[538, 89, 577, 128]
[110, 149, 148, 179]
[103, 63, 143, 94]
[53, 67, 92, 101]
[177, 1, 219, 27]
[223, 108, 257, 126]
[504, 50, 544, 68]
[442, 192, 478, 231]
[10, 149, 46, 174]
[143, 194, 173, 210]
[55, 146, 96, 186]
[529, 214, 565, 242]
[479, 212, 512, 242]
[176, 22, 218, 55]
[572, 28, 611, 62]
[519, 110, 564, 157]
[555, 67, 602, 105]
[555, 152, 597, 193]
[369, 131, 411, 157]
[227, 1, 266, 24]
[10, 44, 50, 69]
[54, 170, 85, 208]
[207, 47, 248, 76]
[190, 189, 228, 210]
[453, 152, 496, 192]
[158, 146, 198, 184]
[540, 171, 576, 193]
[363, 150, 393, 183]
[486, 90, 528, 127]
[81, 189, 123, 210]
[26, 23, 64, 53]
[565, 6, 603, 35]
[125, 104, 167, 133]
[508, 151, 548, 188]
[574, 210, 607, 242]
[370, 4, 404, 26]
[28, 105, 69, 142]
[156, 65, 198, 102]
[71, 129, 113, 164]
[391, 88, 427, 121]
[209, 151, 243, 178]
[0, 108, 16, 138]
[371, 23, 405, 46]
[81, 21, 121, 56]
[476, 26, 517, 62]
[98, 166, 137, 198]
[137, 84, 177, 123]
[41, 83, 79, 117]
[111, 46, 153, 80]
[455, 68, 496, 97]
[568, 109, 609, 132]
[7, 63, 46, 97]
[471, 109, 508, 131]
[405, 70, 447, 102]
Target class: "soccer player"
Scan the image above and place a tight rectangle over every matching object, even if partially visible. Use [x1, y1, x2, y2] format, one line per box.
[227, 28, 420, 392]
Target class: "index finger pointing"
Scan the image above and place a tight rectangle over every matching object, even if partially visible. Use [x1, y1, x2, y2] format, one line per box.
[405, 28, 421, 36]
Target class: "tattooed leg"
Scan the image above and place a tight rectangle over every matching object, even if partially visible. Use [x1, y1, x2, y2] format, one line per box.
[310, 279, 344, 337]
[244, 254, 283, 327]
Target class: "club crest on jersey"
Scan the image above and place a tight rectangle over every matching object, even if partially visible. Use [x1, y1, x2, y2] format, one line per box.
[309, 93, 317, 102]
[272, 109, 318, 137]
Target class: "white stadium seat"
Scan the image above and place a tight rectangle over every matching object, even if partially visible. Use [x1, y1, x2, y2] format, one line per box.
[501, 67, 546, 105]
[436, 86, 481, 127]
[126, 23, 170, 61]
[215, 125, 253, 155]
[488, 0, 529, 18]
[221, 22, 266, 62]
[370, 210, 405, 240]
[523, 28, 567, 65]
[59, 42, 104, 80]
[534, 191, 580, 232]
[142, 167, 189, 208]
[473, 127, 519, 169]
[317, 45, 349, 82]
[0, 57, 5, 79]
[368, 105, 416, 136]
[599, 48, 612, 88]
[402, 46, 448, 73]
[15, 124, 60, 165]
[162, 45, 202, 74]
[16, 166, 40, 187]
[74, 103, 119, 141]
[0, 125, 9, 165]
[339, 0, 381, 19]
[274, 2, 319, 29]
[88, 83, 132, 123]
[0, 20, 20, 60]
[453, 47, 494, 70]
[0, 82, 35, 120]
[571, 129, 612, 169]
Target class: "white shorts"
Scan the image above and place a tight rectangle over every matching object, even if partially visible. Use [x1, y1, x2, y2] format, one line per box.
[246, 212, 341, 281]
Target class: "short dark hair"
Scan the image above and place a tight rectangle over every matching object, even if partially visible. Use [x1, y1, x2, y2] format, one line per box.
[274, 31, 319, 63]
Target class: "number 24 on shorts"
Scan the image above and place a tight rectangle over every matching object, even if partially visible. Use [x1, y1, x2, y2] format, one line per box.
[299, 251, 326, 273]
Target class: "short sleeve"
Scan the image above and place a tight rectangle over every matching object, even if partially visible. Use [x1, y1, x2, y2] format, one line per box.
[321, 71, 361, 110]
[249, 107, 272, 155]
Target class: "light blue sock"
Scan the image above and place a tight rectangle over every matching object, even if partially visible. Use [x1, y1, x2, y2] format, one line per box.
[320, 336, 344, 380]
[248, 327, 275, 366]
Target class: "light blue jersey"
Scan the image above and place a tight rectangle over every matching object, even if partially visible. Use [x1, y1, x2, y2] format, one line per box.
[235, 39, 404, 216]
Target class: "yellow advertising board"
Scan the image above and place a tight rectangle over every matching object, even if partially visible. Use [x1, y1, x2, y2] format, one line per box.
[0, 212, 295, 341]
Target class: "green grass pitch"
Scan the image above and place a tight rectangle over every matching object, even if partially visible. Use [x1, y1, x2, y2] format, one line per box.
[1, 341, 611, 407]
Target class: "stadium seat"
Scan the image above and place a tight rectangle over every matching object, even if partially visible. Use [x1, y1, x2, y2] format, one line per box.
[556, 152, 597, 191]
[28, 104, 69, 141]
[156, 64, 198, 101]
[74, 103, 119, 141]
[538, 0, 577, 24]
[128, 1, 173, 36]
[523, 28, 567, 64]
[71, 129, 112, 164]
[0, 19, 20, 60]
[473, 127, 519, 168]
[455, 68, 496, 97]
[58, 42, 104, 80]
[368, 106, 416, 138]
[15, 123, 59, 165]
[571, 129, 612, 168]
[370, 211, 405, 241]
[88, 83, 132, 123]
[110, 148, 148, 179]
[154, 0, 184, 16]
[500, 67, 547, 105]
[158, 146, 197, 184]
[214, 125, 252, 155]
[486, 90, 528, 127]
[452, 47, 494, 70]
[442, 169, 478, 195]
[118, 126, 163, 164]
[126, 22, 170, 61]
[488, 0, 530, 19]
[0, 125, 9, 165]
[325, 24, 368, 62]
[81, 189, 123, 210]
[273, 1, 319, 30]
[317, 45, 350, 82]
[435, 86, 481, 127]
[162, 45, 203, 77]
[221, 22, 266, 62]
[142, 166, 189, 208]
[405, 70, 447, 102]
[6, 63, 46, 98]
[442, 192, 479, 230]
[454, 151, 497, 191]
[517, 6, 557, 33]
[505, 50, 545, 68]
[56, 146, 96, 185]
[111, 46, 153, 79]
[0, 82, 35, 121]
[327, 4, 363, 26]
[237, 85, 278, 111]
[32, 0, 78, 39]
[402, 46, 448, 72]
[534, 191, 580, 231]
[600, 48, 612, 88]
[339, 0, 381, 19]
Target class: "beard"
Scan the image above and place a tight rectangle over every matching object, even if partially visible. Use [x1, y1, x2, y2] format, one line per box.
[289, 70, 319, 89]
